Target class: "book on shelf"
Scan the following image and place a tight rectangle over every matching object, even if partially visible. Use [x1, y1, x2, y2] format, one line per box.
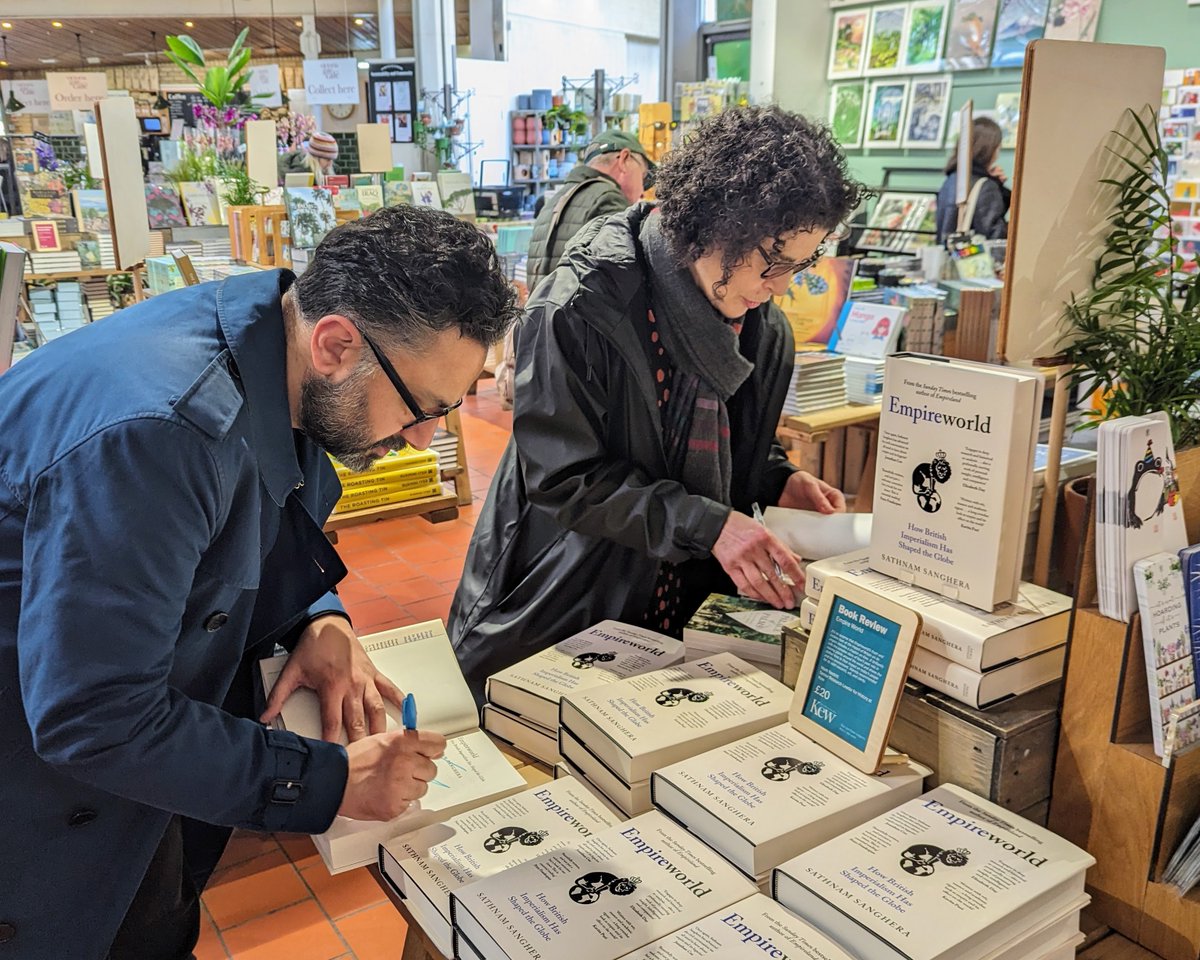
[482, 704, 561, 766]
[553, 760, 629, 820]
[1134, 552, 1198, 757]
[783, 351, 847, 417]
[559, 652, 792, 787]
[486, 620, 683, 732]
[1183, 543, 1200, 697]
[882, 285, 947, 356]
[805, 551, 1071, 670]
[378, 776, 622, 957]
[621, 893, 858, 960]
[843, 355, 887, 404]
[449, 810, 757, 960]
[651, 720, 929, 882]
[259, 620, 526, 874]
[799, 597, 1064, 708]
[682, 595, 797, 676]
[870, 354, 1042, 611]
[771, 783, 1094, 960]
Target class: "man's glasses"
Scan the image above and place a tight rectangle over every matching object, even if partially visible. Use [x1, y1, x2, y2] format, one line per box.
[360, 331, 463, 431]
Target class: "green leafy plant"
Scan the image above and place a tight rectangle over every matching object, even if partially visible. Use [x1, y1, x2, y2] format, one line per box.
[217, 160, 267, 206]
[1061, 105, 1200, 448]
[542, 105, 591, 140]
[164, 27, 259, 111]
[61, 160, 100, 191]
[164, 146, 221, 186]
[107, 272, 134, 300]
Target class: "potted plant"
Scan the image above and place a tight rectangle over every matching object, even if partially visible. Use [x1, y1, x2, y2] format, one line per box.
[542, 105, 591, 146]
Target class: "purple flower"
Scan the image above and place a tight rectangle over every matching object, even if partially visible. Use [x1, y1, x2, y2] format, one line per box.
[34, 140, 59, 171]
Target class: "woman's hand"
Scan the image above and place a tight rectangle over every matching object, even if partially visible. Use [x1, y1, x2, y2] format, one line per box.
[777, 471, 846, 514]
[711, 511, 804, 609]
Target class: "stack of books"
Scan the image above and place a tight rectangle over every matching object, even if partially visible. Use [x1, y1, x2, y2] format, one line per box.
[429, 427, 459, 475]
[937, 278, 1003, 363]
[97, 234, 116, 269]
[379, 776, 623, 957]
[782, 352, 846, 416]
[882, 284, 947, 355]
[771, 783, 1094, 960]
[55, 281, 85, 328]
[802, 552, 1071, 709]
[843, 355, 887, 404]
[331, 447, 442, 515]
[82, 278, 115, 321]
[483, 620, 683, 765]
[558, 652, 792, 816]
[27, 249, 82, 274]
[682, 594, 796, 680]
[199, 235, 233, 259]
[165, 240, 204, 261]
[827, 301, 905, 405]
[145, 256, 187, 295]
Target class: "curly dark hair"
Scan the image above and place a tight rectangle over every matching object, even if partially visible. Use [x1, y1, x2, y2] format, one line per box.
[295, 205, 519, 352]
[656, 105, 866, 287]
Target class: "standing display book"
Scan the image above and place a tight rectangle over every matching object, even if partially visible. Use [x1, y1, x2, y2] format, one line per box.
[870, 354, 1042, 611]
[486, 621, 684, 731]
[805, 551, 1071, 670]
[651, 721, 929, 881]
[771, 783, 1094, 960]
[1134, 552, 1197, 757]
[259, 622, 525, 873]
[619, 894, 856, 960]
[558, 652, 793, 785]
[449, 810, 757, 960]
[682, 594, 799, 676]
[378, 777, 622, 957]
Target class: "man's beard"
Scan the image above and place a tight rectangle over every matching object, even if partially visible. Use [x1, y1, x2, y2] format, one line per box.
[298, 369, 407, 472]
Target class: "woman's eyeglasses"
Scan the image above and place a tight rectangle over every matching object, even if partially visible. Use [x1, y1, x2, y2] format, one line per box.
[755, 227, 848, 280]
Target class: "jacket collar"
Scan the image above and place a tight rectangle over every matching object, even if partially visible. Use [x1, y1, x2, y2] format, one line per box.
[565, 164, 619, 188]
[216, 269, 303, 507]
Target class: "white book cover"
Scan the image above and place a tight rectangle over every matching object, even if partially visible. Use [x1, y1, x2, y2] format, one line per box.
[764, 509, 873, 562]
[487, 621, 684, 730]
[651, 722, 929, 879]
[829, 302, 906, 359]
[618, 894, 857, 960]
[559, 652, 793, 784]
[870, 354, 1041, 611]
[559, 726, 652, 817]
[805, 551, 1071, 669]
[450, 811, 757, 960]
[380, 777, 622, 956]
[1134, 552, 1196, 756]
[483, 703, 562, 766]
[259, 622, 526, 873]
[772, 783, 1094, 960]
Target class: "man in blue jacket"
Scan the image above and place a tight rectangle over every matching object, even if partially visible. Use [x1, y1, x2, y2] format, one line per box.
[0, 205, 518, 960]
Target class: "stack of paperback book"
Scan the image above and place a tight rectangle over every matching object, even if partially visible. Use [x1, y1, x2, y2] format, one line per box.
[827, 301, 906, 405]
[331, 447, 442, 515]
[27, 249, 82, 274]
[682, 594, 797, 679]
[429, 427, 459, 475]
[558, 652, 793, 816]
[801, 552, 1070, 708]
[782, 351, 846, 416]
[482, 621, 683, 765]
[450, 811, 758, 960]
[771, 783, 1094, 960]
[1096, 413, 1188, 621]
[881, 284, 947, 355]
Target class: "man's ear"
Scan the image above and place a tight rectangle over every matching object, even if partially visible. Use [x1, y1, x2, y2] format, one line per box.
[309, 314, 362, 382]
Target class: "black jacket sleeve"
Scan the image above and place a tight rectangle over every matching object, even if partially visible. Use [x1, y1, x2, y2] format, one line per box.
[971, 178, 1009, 240]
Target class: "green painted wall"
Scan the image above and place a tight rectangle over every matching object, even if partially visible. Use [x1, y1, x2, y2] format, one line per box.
[842, 0, 1200, 191]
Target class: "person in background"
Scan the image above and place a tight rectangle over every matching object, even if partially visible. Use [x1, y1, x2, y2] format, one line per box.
[278, 130, 340, 184]
[0, 206, 519, 960]
[935, 116, 1011, 243]
[451, 105, 864, 699]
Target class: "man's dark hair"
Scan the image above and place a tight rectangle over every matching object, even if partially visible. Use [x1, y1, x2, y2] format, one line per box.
[656, 105, 867, 289]
[295, 205, 519, 352]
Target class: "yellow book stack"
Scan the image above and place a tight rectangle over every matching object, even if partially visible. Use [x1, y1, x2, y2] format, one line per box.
[331, 448, 442, 515]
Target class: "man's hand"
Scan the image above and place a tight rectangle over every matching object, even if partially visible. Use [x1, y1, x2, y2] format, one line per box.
[338, 729, 447, 821]
[777, 471, 847, 514]
[711, 511, 804, 610]
[260, 615, 405, 743]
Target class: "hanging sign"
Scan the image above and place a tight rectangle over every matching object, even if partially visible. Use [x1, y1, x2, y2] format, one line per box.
[45, 72, 108, 109]
[302, 58, 360, 105]
[366, 60, 416, 144]
[249, 65, 283, 108]
[1, 79, 51, 114]
[164, 88, 208, 129]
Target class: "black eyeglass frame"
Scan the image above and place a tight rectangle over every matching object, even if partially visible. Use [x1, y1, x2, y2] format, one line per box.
[360, 331, 463, 430]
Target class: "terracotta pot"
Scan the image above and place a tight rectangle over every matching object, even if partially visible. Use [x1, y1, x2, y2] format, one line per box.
[1061, 475, 1093, 594]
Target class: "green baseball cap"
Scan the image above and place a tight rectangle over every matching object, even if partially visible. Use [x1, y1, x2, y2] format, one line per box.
[582, 130, 655, 169]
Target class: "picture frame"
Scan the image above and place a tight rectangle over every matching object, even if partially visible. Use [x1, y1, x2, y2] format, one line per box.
[31, 220, 62, 253]
[829, 82, 868, 149]
[828, 7, 869, 79]
[789, 577, 922, 774]
[1043, 0, 1103, 41]
[990, 0, 1051, 69]
[903, 0, 950, 72]
[865, 3, 910, 76]
[994, 90, 1021, 149]
[944, 0, 1001, 71]
[865, 79, 910, 148]
[902, 75, 953, 149]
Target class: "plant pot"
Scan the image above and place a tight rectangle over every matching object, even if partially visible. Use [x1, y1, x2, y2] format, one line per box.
[1061, 475, 1093, 594]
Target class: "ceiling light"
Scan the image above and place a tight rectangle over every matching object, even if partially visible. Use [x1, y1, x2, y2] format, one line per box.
[0, 61, 7, 67]
[295, 19, 303, 26]
[357, 60, 368, 69]
[39, 57, 57, 63]
[51, 21, 63, 28]
[354, 17, 365, 25]
[184, 20, 194, 27]
[1, 22, 12, 29]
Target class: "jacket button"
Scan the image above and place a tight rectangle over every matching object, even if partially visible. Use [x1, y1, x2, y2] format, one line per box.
[0, 923, 14, 943]
[204, 612, 229, 632]
[68, 809, 97, 827]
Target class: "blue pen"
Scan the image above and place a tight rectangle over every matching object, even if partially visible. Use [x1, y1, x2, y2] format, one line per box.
[402, 693, 450, 788]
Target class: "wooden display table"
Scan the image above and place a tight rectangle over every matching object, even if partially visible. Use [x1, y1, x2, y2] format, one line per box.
[323, 490, 459, 531]
[781, 405, 881, 512]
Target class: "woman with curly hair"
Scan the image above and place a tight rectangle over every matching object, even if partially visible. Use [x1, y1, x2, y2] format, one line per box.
[450, 105, 866, 697]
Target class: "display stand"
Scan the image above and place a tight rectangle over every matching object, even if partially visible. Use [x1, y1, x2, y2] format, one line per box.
[442, 408, 473, 508]
[227, 205, 288, 268]
[1049, 445, 1200, 960]
[781, 407, 879, 512]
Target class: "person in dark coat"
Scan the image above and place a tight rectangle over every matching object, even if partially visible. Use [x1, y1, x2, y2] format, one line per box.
[0, 206, 519, 960]
[450, 106, 866, 698]
[935, 116, 1011, 243]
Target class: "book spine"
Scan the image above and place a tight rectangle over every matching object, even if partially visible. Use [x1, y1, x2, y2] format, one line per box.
[906, 649, 981, 706]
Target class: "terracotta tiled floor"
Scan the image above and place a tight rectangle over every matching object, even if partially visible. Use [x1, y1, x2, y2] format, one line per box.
[197, 379, 512, 959]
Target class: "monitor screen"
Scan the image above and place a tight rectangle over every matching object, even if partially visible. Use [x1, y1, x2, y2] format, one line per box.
[140, 116, 163, 133]
[801, 594, 901, 750]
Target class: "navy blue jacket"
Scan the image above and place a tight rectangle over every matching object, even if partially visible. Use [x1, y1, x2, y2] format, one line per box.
[0, 269, 350, 959]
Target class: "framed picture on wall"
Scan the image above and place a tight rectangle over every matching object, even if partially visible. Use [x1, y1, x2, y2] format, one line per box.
[902, 76, 953, 148]
[865, 79, 910, 147]
[944, 0, 1001, 70]
[865, 4, 910, 76]
[991, 0, 1051, 69]
[1043, 0, 1103, 41]
[994, 91, 1022, 148]
[830, 82, 868, 149]
[903, 1, 950, 72]
[828, 8, 869, 79]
